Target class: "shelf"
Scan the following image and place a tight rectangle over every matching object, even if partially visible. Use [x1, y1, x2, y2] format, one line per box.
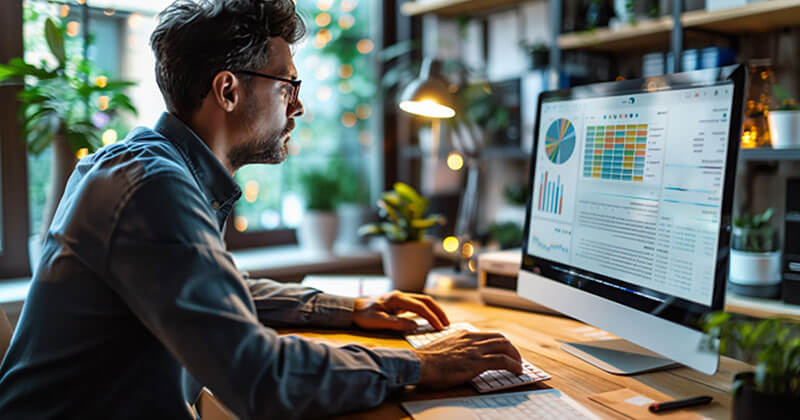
[739, 147, 800, 161]
[558, 0, 800, 52]
[400, 0, 531, 17]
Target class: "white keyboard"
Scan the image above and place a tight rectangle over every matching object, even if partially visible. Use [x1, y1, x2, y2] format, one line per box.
[402, 389, 601, 420]
[405, 322, 551, 393]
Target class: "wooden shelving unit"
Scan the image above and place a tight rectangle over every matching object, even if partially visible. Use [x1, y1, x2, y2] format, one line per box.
[400, 0, 531, 17]
[559, 0, 800, 52]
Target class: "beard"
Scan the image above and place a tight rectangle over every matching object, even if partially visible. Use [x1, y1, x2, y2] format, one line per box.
[228, 124, 289, 169]
[227, 92, 292, 169]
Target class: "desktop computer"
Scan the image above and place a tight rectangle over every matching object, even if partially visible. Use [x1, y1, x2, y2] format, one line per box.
[517, 65, 745, 375]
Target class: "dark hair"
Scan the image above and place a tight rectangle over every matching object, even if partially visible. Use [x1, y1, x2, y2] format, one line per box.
[150, 0, 306, 118]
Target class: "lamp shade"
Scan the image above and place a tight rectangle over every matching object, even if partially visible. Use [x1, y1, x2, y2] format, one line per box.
[398, 57, 456, 119]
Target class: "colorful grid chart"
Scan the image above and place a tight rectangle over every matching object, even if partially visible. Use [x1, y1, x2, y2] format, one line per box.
[583, 124, 647, 181]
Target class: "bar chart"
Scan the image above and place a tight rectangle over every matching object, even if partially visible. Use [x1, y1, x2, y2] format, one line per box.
[583, 124, 648, 181]
[537, 171, 564, 215]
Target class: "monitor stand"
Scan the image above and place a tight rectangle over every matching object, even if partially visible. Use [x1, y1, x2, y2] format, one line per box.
[561, 339, 680, 375]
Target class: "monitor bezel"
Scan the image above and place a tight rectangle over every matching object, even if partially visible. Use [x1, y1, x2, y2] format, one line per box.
[521, 65, 745, 332]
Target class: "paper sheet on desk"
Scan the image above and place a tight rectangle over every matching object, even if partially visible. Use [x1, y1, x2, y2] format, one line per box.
[302, 275, 392, 297]
[589, 389, 706, 420]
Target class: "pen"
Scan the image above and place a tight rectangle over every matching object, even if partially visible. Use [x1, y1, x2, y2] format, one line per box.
[648, 396, 713, 413]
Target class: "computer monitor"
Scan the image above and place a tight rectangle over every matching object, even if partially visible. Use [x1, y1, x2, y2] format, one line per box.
[517, 65, 745, 375]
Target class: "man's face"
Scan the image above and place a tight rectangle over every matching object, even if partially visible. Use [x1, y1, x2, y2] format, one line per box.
[228, 37, 304, 168]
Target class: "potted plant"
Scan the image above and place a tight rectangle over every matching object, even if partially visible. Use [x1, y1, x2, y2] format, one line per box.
[0, 17, 136, 238]
[728, 208, 782, 299]
[358, 182, 444, 292]
[331, 156, 375, 250]
[700, 312, 800, 420]
[296, 166, 340, 253]
[518, 41, 550, 70]
[768, 85, 800, 149]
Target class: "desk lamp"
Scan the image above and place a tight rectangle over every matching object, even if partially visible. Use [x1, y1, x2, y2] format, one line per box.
[398, 57, 479, 289]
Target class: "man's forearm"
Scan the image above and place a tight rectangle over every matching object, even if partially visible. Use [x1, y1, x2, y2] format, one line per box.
[245, 276, 355, 328]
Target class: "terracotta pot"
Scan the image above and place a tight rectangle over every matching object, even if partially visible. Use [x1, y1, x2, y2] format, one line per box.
[382, 241, 433, 293]
[297, 210, 338, 253]
[41, 133, 77, 240]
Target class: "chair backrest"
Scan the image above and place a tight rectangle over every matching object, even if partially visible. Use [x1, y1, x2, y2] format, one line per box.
[0, 307, 13, 362]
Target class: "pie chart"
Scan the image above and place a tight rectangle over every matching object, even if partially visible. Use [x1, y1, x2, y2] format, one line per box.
[545, 118, 575, 164]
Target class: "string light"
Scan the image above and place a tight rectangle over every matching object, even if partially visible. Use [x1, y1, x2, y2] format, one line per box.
[338, 64, 353, 79]
[76, 148, 88, 159]
[341, 0, 357, 12]
[76, 0, 85, 4]
[356, 104, 371, 119]
[316, 86, 332, 101]
[95, 75, 107, 88]
[234, 216, 248, 232]
[447, 152, 464, 171]
[244, 180, 259, 203]
[97, 95, 110, 111]
[312, 37, 326, 49]
[468, 260, 476, 272]
[317, 0, 333, 11]
[317, 28, 332, 43]
[60, 4, 69, 17]
[101, 129, 117, 145]
[338, 81, 353, 94]
[66, 21, 80, 37]
[103, 8, 115, 16]
[338, 14, 355, 29]
[356, 39, 374, 54]
[341, 112, 357, 127]
[443, 236, 459, 253]
[314, 65, 331, 81]
[462, 242, 474, 259]
[315, 12, 331, 27]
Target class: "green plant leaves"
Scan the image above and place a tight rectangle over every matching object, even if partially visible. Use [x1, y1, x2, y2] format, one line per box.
[360, 182, 443, 243]
[44, 18, 66, 68]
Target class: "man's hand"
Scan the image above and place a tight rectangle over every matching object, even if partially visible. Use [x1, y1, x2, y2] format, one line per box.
[415, 331, 523, 389]
[352, 291, 450, 332]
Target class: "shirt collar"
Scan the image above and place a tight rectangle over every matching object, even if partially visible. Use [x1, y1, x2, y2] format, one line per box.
[153, 112, 242, 217]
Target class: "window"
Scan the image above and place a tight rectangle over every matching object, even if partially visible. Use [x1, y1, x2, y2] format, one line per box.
[11, 0, 380, 267]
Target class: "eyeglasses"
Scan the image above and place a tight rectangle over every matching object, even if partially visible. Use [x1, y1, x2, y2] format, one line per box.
[234, 70, 302, 104]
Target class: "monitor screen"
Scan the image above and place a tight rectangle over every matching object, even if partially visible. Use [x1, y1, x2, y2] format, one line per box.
[521, 69, 742, 331]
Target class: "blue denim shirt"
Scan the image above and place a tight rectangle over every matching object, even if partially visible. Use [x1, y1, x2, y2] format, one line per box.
[0, 113, 420, 419]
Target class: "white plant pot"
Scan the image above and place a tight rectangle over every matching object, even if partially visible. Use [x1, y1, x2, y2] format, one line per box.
[768, 110, 800, 149]
[729, 249, 782, 286]
[382, 241, 433, 293]
[297, 211, 338, 253]
[336, 204, 375, 249]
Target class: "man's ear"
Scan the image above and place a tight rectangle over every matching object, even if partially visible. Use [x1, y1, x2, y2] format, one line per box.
[210, 70, 240, 113]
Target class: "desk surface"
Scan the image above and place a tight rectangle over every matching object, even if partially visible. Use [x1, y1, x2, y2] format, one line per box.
[280, 292, 749, 420]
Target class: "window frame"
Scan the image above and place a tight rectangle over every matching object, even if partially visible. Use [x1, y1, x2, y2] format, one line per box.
[0, 0, 31, 279]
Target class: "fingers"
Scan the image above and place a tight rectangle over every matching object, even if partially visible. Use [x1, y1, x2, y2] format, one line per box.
[481, 354, 523, 375]
[387, 294, 444, 330]
[407, 293, 450, 326]
[474, 338, 522, 363]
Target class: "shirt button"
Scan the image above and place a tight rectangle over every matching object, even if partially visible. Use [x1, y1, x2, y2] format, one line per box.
[211, 201, 220, 210]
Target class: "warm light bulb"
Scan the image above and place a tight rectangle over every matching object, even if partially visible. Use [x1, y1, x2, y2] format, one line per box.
[97, 95, 110, 111]
[101, 129, 117, 145]
[76, 148, 89, 159]
[95, 75, 108, 88]
[356, 39, 374, 54]
[66, 21, 80, 37]
[446, 152, 463, 171]
[462, 242, 474, 259]
[399, 99, 456, 119]
[443, 236, 459, 253]
[338, 15, 355, 29]
[341, 112, 357, 127]
[315, 12, 331, 27]
[244, 180, 259, 203]
[234, 216, 248, 232]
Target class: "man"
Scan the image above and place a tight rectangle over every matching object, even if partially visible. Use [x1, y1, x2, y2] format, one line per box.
[0, 0, 523, 418]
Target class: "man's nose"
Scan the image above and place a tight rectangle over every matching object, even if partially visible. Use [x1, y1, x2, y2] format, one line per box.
[289, 97, 304, 118]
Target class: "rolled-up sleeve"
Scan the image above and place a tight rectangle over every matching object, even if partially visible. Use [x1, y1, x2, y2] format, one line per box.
[243, 276, 355, 328]
[105, 173, 420, 419]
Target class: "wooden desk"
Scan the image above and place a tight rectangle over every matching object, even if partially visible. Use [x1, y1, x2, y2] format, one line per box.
[280, 292, 750, 419]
